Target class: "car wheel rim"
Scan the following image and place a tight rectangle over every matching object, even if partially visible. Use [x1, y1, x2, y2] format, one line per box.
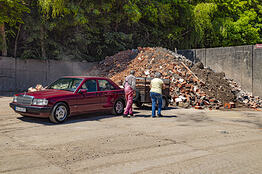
[55, 105, 67, 121]
[115, 101, 123, 114]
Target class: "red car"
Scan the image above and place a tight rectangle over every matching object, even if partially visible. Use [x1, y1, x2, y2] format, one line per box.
[10, 76, 126, 123]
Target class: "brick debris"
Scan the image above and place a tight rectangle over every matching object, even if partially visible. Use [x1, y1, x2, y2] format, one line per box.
[96, 47, 262, 110]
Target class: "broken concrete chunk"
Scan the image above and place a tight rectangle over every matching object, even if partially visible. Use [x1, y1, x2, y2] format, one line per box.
[144, 70, 150, 75]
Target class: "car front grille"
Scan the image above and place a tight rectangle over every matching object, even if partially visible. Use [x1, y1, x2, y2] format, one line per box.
[17, 95, 34, 105]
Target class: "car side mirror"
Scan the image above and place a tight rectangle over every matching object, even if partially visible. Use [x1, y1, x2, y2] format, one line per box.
[79, 89, 87, 94]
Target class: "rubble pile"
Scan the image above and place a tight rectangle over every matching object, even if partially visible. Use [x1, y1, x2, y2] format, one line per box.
[97, 47, 261, 110]
[105, 47, 223, 109]
[96, 49, 138, 77]
[191, 62, 235, 104]
[229, 79, 262, 109]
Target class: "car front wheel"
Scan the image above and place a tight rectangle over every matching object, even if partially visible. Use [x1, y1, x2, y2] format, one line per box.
[113, 99, 125, 115]
[49, 102, 69, 123]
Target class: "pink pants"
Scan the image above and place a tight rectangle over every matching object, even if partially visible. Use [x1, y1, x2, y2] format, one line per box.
[124, 85, 134, 115]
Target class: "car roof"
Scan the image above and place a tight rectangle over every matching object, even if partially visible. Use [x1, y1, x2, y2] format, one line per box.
[60, 76, 120, 89]
[62, 76, 110, 80]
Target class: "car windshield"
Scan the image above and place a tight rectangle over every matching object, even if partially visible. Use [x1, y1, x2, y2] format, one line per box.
[48, 78, 83, 92]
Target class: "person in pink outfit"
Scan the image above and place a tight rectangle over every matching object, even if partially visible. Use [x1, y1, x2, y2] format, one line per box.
[123, 70, 136, 117]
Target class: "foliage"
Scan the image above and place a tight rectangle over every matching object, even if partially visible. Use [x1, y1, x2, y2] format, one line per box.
[0, 0, 30, 51]
[1, 0, 261, 60]
[194, 3, 218, 47]
[0, 0, 30, 26]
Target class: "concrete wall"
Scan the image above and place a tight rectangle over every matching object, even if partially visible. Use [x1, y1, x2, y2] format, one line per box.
[204, 46, 253, 93]
[180, 45, 262, 97]
[0, 57, 97, 96]
[0, 57, 16, 96]
[253, 47, 262, 97]
[177, 50, 195, 63]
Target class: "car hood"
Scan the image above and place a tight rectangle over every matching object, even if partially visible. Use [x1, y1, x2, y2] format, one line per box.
[17, 89, 74, 99]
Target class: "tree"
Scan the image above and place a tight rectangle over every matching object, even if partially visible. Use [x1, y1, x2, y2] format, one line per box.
[193, 2, 218, 47]
[191, 0, 262, 48]
[0, 0, 29, 56]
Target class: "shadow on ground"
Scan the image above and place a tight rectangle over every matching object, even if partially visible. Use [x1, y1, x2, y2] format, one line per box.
[17, 111, 120, 126]
[133, 106, 178, 118]
[134, 105, 178, 111]
[134, 114, 177, 118]
[17, 108, 178, 125]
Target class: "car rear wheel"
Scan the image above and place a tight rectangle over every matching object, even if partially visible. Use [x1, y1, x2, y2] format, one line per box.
[113, 99, 125, 115]
[49, 102, 69, 123]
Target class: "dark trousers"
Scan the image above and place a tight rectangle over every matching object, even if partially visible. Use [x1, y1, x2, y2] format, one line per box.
[150, 92, 162, 116]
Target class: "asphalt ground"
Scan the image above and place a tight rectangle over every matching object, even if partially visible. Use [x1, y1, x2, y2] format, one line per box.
[1, 97, 262, 174]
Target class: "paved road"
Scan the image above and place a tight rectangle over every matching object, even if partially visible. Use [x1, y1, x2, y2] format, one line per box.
[1, 97, 262, 174]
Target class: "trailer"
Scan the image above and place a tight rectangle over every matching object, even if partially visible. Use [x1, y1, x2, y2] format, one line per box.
[133, 77, 171, 109]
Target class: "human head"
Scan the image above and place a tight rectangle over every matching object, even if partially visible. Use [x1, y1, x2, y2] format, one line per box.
[130, 70, 135, 75]
[155, 72, 161, 78]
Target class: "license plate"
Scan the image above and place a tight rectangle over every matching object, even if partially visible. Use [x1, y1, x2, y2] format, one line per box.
[15, 107, 26, 112]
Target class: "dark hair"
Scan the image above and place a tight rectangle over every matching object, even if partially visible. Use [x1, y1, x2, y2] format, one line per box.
[130, 70, 135, 75]
[155, 72, 161, 78]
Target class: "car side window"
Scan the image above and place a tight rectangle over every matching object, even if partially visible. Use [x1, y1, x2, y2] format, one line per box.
[81, 80, 97, 92]
[98, 80, 115, 91]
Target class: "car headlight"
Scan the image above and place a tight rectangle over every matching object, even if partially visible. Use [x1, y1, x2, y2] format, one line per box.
[13, 96, 17, 102]
[32, 99, 48, 106]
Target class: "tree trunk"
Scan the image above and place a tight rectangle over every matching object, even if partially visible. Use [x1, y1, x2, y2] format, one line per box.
[14, 24, 22, 58]
[0, 23, 7, 56]
[40, 25, 46, 59]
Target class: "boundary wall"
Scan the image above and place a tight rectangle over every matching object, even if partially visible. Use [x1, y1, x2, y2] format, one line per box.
[178, 45, 262, 97]
[0, 57, 97, 96]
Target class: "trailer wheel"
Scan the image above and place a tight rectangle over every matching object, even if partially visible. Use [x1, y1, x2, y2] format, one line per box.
[134, 101, 143, 108]
[161, 97, 168, 110]
[133, 89, 140, 101]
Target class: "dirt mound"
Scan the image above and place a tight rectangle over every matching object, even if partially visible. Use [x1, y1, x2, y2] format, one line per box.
[191, 63, 235, 103]
[96, 49, 138, 77]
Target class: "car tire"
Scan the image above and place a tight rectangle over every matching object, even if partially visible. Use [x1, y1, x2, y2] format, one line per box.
[112, 99, 125, 115]
[49, 102, 69, 123]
